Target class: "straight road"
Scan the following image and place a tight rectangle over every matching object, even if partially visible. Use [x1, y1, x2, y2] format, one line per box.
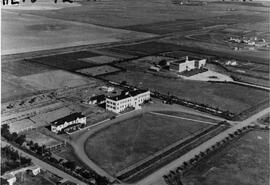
[69, 102, 225, 182]
[1, 141, 88, 185]
[232, 81, 270, 91]
[134, 107, 270, 185]
[150, 112, 219, 125]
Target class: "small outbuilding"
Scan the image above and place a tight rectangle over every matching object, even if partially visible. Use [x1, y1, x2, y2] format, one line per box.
[2, 174, 16, 185]
[28, 165, 41, 176]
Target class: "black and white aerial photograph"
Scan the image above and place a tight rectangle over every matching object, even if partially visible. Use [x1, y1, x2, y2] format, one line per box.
[1, 0, 269, 185]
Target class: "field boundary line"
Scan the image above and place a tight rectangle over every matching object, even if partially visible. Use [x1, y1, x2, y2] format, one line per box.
[149, 112, 218, 125]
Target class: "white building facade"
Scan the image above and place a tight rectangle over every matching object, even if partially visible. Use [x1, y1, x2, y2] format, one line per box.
[106, 90, 150, 113]
[51, 113, 86, 134]
[178, 56, 206, 72]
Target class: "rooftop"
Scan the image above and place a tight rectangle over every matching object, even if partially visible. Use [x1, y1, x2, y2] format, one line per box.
[171, 56, 205, 64]
[107, 89, 149, 101]
[51, 112, 85, 126]
[89, 94, 106, 101]
[2, 173, 15, 180]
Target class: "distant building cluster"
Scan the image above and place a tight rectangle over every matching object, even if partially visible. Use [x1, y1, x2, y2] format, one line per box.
[106, 90, 151, 113]
[170, 56, 206, 73]
[51, 112, 86, 134]
[228, 36, 268, 47]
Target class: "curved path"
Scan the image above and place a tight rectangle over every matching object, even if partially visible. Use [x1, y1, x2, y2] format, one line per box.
[135, 106, 270, 185]
[69, 101, 269, 185]
[68, 102, 227, 182]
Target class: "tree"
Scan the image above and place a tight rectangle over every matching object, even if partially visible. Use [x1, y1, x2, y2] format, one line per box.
[62, 161, 76, 171]
[96, 176, 109, 185]
[37, 146, 43, 155]
[158, 59, 167, 66]
[31, 143, 39, 151]
[120, 81, 127, 85]
[1, 124, 10, 139]
[10, 150, 19, 161]
[28, 140, 34, 147]
[10, 132, 18, 142]
[20, 156, 31, 165]
[80, 170, 91, 179]
[15, 135, 26, 145]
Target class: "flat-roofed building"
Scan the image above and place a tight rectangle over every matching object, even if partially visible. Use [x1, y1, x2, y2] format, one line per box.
[170, 56, 206, 73]
[2, 174, 16, 185]
[50, 112, 86, 134]
[106, 90, 150, 113]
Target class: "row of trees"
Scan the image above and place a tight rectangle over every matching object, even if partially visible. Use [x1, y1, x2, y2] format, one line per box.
[1, 124, 109, 185]
[152, 90, 235, 120]
[163, 125, 252, 185]
[2, 124, 27, 145]
[1, 146, 32, 175]
[116, 80, 236, 120]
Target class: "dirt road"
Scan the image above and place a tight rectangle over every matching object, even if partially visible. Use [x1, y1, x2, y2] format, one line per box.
[134, 107, 270, 185]
[68, 102, 227, 182]
[1, 141, 88, 185]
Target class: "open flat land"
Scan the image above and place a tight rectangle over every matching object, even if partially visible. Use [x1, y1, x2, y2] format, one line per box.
[1, 79, 34, 102]
[101, 71, 269, 115]
[76, 65, 121, 77]
[20, 70, 94, 90]
[85, 113, 211, 175]
[12, 0, 269, 28]
[79, 55, 119, 65]
[2, 9, 155, 55]
[182, 130, 269, 185]
[28, 51, 100, 71]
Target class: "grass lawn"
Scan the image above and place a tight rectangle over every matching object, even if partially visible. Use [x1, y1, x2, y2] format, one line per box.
[85, 113, 209, 175]
[102, 71, 269, 114]
[183, 130, 269, 185]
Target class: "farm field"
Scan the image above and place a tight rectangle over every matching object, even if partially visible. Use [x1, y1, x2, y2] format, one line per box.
[161, 38, 269, 63]
[79, 55, 119, 65]
[107, 41, 181, 56]
[124, 14, 265, 34]
[2, 60, 54, 77]
[2, 10, 155, 55]
[205, 62, 270, 87]
[185, 29, 269, 49]
[15, 0, 269, 28]
[257, 113, 270, 126]
[30, 51, 100, 71]
[20, 70, 95, 90]
[182, 130, 270, 185]
[85, 113, 210, 175]
[1, 79, 35, 102]
[76, 65, 121, 76]
[101, 71, 269, 114]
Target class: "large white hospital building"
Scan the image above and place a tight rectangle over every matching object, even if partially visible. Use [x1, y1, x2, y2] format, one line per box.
[106, 90, 150, 113]
[170, 56, 206, 73]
